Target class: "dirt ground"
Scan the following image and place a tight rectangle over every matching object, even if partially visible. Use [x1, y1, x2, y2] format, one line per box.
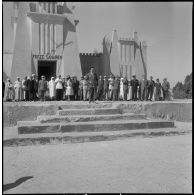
[3, 132, 192, 193]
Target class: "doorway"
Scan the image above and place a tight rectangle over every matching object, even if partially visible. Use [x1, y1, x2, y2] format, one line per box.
[38, 60, 57, 81]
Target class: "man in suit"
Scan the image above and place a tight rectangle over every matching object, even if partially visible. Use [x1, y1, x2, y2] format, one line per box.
[86, 67, 98, 103]
[113, 75, 120, 101]
[139, 75, 148, 101]
[38, 75, 48, 101]
[147, 76, 155, 101]
[123, 77, 129, 101]
[130, 75, 139, 101]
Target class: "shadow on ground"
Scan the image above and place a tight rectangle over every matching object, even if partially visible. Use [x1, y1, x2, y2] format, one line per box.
[3, 176, 33, 192]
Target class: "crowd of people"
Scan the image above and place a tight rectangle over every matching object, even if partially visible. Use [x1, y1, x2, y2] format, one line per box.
[3, 67, 171, 103]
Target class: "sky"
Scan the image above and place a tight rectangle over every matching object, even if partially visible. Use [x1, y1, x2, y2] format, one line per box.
[73, 2, 192, 87]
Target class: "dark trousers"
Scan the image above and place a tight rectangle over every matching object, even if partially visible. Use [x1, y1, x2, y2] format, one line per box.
[147, 87, 154, 100]
[39, 90, 46, 101]
[103, 89, 109, 100]
[132, 88, 137, 101]
[56, 89, 63, 100]
[124, 90, 128, 101]
[25, 90, 30, 101]
[97, 88, 103, 100]
[113, 89, 119, 101]
[30, 90, 37, 101]
[74, 89, 78, 100]
[89, 87, 96, 102]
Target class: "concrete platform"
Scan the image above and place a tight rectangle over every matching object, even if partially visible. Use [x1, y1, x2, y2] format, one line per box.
[3, 100, 192, 127]
[37, 113, 147, 123]
[3, 125, 191, 147]
[57, 108, 123, 115]
[17, 119, 175, 134]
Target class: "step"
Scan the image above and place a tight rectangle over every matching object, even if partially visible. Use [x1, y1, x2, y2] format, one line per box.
[58, 102, 113, 109]
[4, 128, 190, 147]
[17, 119, 175, 134]
[57, 108, 123, 116]
[37, 113, 147, 123]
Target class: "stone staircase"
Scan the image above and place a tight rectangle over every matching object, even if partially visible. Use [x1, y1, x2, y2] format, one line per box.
[4, 104, 175, 147]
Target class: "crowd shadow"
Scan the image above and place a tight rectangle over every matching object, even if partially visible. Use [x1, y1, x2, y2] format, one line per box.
[3, 176, 33, 192]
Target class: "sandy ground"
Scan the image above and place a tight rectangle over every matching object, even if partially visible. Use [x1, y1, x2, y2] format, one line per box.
[3, 133, 192, 193]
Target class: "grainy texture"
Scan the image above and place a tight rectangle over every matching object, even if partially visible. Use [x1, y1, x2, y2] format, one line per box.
[3, 100, 192, 127]
[3, 133, 192, 193]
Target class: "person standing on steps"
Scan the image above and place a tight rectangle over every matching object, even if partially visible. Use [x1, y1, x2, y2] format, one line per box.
[86, 67, 98, 103]
[130, 75, 139, 101]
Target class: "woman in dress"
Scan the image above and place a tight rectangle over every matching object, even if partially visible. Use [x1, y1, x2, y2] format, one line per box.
[4, 78, 15, 101]
[14, 77, 23, 101]
[66, 75, 74, 101]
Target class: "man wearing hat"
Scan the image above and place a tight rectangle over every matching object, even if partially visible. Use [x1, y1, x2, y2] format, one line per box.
[86, 67, 98, 103]
[130, 75, 139, 101]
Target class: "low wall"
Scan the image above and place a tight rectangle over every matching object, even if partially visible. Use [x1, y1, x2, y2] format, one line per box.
[116, 102, 192, 122]
[3, 101, 192, 127]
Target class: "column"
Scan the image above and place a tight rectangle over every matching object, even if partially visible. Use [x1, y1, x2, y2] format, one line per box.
[53, 24, 56, 54]
[43, 23, 45, 54]
[45, 23, 48, 54]
[47, 24, 50, 54]
[39, 23, 41, 53]
[124, 44, 127, 63]
[122, 44, 125, 63]
[50, 24, 53, 53]
[40, 23, 44, 54]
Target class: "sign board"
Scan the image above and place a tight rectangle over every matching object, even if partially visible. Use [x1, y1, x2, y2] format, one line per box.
[33, 54, 62, 60]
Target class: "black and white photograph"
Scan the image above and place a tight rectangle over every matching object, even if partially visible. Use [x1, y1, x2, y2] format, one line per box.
[2, 2, 193, 193]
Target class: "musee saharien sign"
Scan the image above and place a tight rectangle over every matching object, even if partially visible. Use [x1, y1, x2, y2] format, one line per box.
[33, 54, 62, 60]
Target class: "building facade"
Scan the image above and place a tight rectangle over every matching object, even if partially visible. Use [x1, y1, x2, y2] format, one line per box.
[3, 2, 82, 81]
[3, 2, 147, 81]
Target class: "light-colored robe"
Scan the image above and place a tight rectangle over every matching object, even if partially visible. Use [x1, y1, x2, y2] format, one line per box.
[48, 80, 56, 98]
[14, 80, 23, 100]
[4, 82, 15, 100]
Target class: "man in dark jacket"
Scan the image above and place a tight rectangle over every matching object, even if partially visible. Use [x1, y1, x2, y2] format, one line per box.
[147, 76, 155, 101]
[30, 74, 38, 101]
[86, 67, 98, 103]
[26, 76, 32, 101]
[130, 75, 139, 101]
[123, 77, 129, 101]
[113, 76, 120, 101]
[73, 76, 79, 100]
[38, 75, 48, 101]
[139, 75, 148, 101]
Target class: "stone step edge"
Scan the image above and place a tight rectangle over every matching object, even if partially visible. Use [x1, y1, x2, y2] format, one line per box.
[4, 128, 191, 147]
[17, 119, 173, 127]
[37, 113, 147, 121]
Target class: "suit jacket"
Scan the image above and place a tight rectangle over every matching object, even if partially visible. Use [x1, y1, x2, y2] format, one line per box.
[131, 79, 139, 89]
[38, 80, 47, 91]
[86, 72, 98, 88]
